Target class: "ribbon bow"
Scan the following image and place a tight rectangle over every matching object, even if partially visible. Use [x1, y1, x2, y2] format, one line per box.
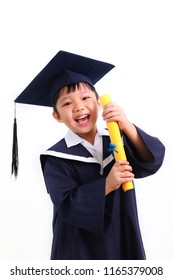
[107, 143, 118, 156]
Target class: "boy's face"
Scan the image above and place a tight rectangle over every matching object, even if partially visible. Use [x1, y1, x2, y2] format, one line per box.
[53, 83, 100, 143]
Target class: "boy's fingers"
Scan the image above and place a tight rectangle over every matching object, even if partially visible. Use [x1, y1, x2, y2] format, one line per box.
[116, 160, 129, 166]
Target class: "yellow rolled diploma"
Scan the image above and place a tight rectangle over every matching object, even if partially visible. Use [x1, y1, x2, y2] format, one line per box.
[100, 94, 134, 192]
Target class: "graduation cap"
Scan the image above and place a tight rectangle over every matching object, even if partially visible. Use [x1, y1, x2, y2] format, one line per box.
[12, 50, 115, 177]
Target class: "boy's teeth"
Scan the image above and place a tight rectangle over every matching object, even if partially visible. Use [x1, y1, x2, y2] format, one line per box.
[76, 115, 89, 123]
[77, 115, 87, 119]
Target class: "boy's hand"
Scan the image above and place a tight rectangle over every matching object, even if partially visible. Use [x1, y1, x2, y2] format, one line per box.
[105, 160, 134, 195]
[102, 102, 131, 131]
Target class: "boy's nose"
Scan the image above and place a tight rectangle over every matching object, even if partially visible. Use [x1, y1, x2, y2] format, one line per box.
[73, 102, 84, 112]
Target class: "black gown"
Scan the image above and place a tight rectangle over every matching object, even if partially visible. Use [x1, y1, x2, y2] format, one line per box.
[40, 126, 165, 260]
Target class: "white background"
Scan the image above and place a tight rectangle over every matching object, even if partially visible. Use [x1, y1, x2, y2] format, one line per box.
[0, 0, 173, 260]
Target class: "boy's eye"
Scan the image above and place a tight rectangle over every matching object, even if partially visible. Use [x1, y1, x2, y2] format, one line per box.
[82, 96, 90, 100]
[63, 101, 72, 107]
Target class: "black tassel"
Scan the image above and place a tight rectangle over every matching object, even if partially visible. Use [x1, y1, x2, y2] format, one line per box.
[11, 104, 19, 178]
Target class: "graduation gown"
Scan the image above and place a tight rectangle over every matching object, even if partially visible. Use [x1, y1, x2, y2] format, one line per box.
[40, 126, 165, 260]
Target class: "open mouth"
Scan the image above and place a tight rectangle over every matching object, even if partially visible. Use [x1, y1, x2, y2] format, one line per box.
[75, 114, 90, 124]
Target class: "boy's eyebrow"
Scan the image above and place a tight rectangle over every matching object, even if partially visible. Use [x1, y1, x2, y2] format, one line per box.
[58, 95, 71, 103]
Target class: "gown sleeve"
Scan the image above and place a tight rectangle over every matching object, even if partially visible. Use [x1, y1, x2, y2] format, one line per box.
[42, 156, 110, 234]
[123, 126, 165, 178]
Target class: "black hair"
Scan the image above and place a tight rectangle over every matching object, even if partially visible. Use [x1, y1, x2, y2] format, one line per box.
[53, 82, 99, 112]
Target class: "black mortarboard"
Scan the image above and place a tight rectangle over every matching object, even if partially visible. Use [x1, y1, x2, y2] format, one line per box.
[12, 50, 115, 177]
[15, 50, 115, 107]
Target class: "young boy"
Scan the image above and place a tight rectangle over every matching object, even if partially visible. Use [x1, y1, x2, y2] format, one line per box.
[14, 51, 165, 260]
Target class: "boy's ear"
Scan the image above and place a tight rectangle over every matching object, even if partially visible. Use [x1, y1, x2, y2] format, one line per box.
[52, 111, 63, 123]
[97, 99, 101, 110]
